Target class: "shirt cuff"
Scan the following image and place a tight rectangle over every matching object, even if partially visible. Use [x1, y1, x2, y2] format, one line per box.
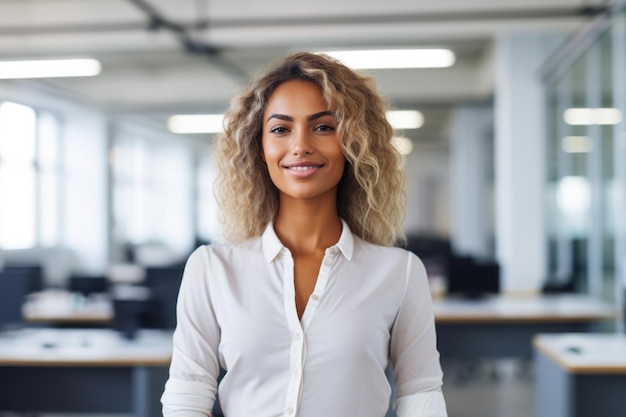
[394, 390, 448, 417]
[161, 378, 216, 417]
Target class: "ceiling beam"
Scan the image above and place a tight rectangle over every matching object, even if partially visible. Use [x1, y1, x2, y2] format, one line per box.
[0, 5, 606, 36]
[124, 0, 248, 81]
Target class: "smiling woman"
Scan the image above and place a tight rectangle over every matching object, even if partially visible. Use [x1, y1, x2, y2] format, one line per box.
[261, 80, 346, 204]
[215, 52, 405, 246]
[161, 52, 447, 417]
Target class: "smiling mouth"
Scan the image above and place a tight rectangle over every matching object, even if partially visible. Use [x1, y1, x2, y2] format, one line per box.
[283, 163, 323, 178]
[287, 165, 321, 171]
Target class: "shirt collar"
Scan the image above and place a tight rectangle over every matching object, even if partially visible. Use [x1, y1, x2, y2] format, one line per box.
[262, 219, 354, 263]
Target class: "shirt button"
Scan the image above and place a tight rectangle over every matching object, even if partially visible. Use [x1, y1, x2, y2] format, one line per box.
[311, 294, 320, 301]
[294, 332, 301, 339]
[324, 259, 332, 267]
[329, 247, 338, 255]
[287, 406, 295, 414]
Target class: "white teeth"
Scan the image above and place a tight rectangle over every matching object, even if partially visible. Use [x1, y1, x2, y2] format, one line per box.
[289, 166, 317, 171]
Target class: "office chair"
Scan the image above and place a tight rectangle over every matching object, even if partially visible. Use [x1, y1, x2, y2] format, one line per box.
[0, 268, 33, 330]
[2, 264, 43, 294]
[142, 265, 184, 330]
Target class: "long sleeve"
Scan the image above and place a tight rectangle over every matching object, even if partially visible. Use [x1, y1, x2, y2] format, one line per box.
[161, 247, 221, 417]
[390, 252, 447, 417]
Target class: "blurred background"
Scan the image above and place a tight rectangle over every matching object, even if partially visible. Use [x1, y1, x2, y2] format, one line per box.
[0, 1, 625, 416]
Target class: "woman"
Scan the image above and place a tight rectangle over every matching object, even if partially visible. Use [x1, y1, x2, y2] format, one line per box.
[161, 52, 447, 417]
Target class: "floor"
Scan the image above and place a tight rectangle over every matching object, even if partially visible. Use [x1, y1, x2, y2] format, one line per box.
[2, 360, 534, 417]
[443, 359, 534, 417]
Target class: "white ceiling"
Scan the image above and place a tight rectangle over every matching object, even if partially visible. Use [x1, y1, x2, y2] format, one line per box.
[0, 0, 607, 137]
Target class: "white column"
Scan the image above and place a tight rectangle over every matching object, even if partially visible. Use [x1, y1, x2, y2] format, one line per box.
[449, 105, 492, 258]
[494, 32, 563, 293]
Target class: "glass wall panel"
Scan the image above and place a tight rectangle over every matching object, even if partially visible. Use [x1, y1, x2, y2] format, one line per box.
[544, 6, 626, 314]
[597, 30, 617, 302]
[567, 54, 590, 293]
[614, 8, 626, 329]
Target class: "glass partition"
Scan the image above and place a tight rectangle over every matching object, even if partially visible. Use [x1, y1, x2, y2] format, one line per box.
[544, 6, 626, 314]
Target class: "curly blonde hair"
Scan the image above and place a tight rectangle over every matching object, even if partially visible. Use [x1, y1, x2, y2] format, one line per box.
[214, 52, 406, 246]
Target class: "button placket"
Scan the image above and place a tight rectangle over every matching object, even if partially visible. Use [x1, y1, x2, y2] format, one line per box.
[281, 249, 305, 416]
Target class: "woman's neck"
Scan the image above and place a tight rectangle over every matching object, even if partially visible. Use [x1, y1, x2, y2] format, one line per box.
[273, 200, 342, 256]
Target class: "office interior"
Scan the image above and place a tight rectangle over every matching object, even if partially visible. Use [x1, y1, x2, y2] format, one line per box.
[0, 1, 625, 417]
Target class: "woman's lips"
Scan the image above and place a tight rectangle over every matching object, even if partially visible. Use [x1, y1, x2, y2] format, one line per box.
[283, 163, 323, 178]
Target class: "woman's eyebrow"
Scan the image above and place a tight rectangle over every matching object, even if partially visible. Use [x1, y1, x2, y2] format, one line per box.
[307, 111, 333, 121]
[266, 114, 293, 123]
[266, 111, 333, 123]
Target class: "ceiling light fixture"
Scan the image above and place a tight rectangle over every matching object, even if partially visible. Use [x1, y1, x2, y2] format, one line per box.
[386, 110, 424, 130]
[168, 110, 424, 134]
[563, 108, 622, 125]
[0, 58, 101, 79]
[319, 49, 455, 69]
[392, 136, 414, 155]
[561, 136, 592, 153]
[168, 114, 225, 134]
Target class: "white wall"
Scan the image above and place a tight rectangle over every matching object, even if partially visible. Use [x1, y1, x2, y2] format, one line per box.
[450, 105, 493, 258]
[403, 145, 451, 236]
[494, 32, 564, 293]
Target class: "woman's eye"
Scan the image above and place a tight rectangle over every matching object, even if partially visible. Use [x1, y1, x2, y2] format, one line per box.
[269, 126, 288, 134]
[315, 124, 335, 132]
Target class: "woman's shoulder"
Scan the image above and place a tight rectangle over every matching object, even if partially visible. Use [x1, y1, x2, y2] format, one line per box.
[353, 235, 416, 263]
[190, 236, 264, 262]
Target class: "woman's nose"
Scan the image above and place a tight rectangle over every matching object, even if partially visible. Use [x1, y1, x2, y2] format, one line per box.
[291, 128, 313, 155]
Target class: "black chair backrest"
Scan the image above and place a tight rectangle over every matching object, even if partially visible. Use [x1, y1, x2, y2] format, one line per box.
[143, 266, 184, 329]
[2, 264, 43, 294]
[0, 269, 32, 329]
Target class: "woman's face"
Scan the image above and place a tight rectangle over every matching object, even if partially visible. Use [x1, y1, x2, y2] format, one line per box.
[261, 79, 345, 203]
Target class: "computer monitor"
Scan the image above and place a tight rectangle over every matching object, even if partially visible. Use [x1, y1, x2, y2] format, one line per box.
[69, 274, 108, 296]
[446, 255, 500, 298]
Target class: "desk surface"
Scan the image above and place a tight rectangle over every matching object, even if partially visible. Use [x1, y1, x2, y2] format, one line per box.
[0, 328, 172, 366]
[533, 333, 626, 374]
[433, 294, 618, 324]
[22, 290, 113, 324]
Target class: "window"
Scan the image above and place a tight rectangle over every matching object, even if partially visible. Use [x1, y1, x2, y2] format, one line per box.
[112, 133, 194, 260]
[0, 101, 62, 250]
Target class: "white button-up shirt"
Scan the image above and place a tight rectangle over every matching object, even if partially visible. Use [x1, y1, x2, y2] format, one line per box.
[161, 221, 447, 417]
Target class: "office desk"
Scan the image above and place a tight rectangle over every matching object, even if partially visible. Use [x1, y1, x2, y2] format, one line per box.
[22, 290, 113, 325]
[433, 295, 617, 359]
[0, 328, 171, 416]
[534, 334, 626, 417]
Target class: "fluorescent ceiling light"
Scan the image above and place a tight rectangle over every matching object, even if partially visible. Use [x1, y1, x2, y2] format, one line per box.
[168, 114, 224, 134]
[169, 111, 423, 134]
[320, 49, 455, 69]
[0, 58, 101, 79]
[392, 136, 414, 155]
[386, 110, 424, 129]
[563, 108, 622, 125]
[561, 136, 592, 153]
